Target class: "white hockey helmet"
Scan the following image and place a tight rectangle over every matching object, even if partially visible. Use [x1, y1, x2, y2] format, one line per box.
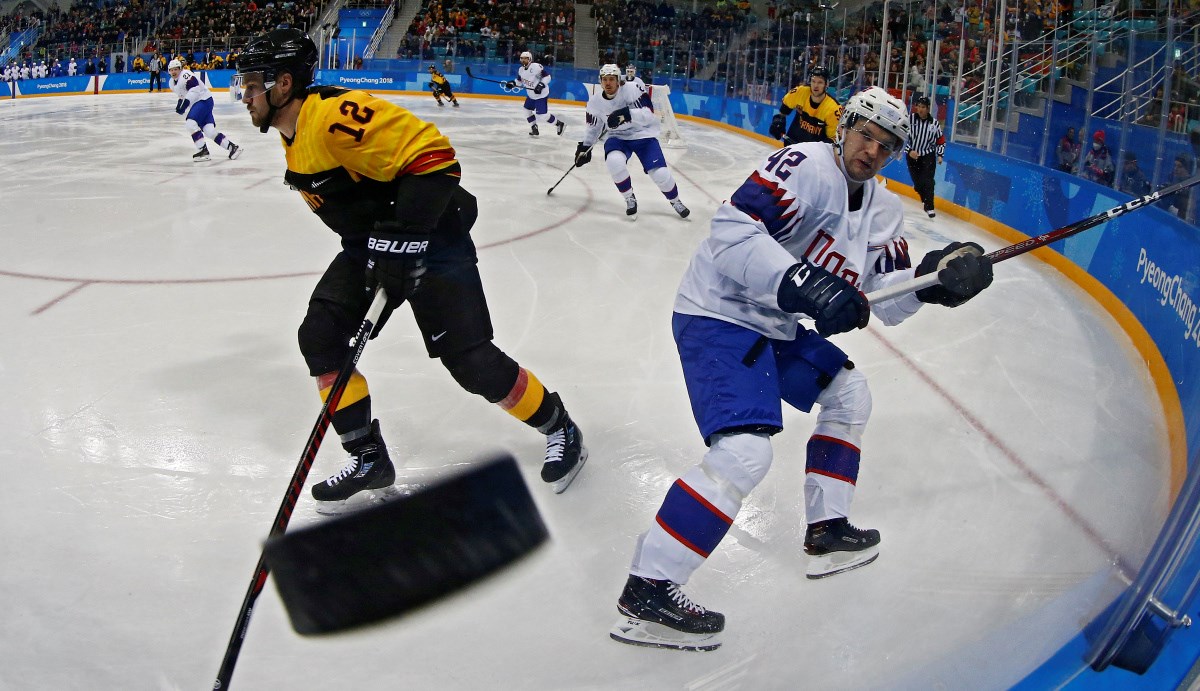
[625, 64, 636, 78]
[168, 58, 182, 70]
[599, 63, 621, 79]
[837, 86, 909, 159]
[520, 51, 533, 61]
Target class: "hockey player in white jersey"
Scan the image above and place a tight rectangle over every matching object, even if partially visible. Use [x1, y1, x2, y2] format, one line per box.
[168, 58, 241, 162]
[609, 87, 994, 651]
[623, 64, 647, 93]
[575, 64, 688, 220]
[504, 51, 564, 136]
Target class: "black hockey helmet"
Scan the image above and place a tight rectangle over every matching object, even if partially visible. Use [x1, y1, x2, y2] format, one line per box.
[809, 66, 830, 82]
[238, 27, 318, 92]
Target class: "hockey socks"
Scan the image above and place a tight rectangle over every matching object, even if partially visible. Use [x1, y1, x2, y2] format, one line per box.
[317, 369, 372, 446]
[497, 369, 587, 493]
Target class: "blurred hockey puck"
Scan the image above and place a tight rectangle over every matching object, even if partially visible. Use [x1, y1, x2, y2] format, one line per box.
[263, 454, 548, 635]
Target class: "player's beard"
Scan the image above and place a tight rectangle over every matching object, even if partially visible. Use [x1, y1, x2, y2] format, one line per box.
[248, 105, 268, 129]
[248, 94, 273, 129]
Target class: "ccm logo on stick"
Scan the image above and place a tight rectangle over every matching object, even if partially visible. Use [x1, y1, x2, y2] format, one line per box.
[368, 238, 428, 254]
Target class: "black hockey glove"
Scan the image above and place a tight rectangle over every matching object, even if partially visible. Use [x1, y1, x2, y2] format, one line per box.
[607, 106, 632, 129]
[533, 82, 545, 94]
[175, 98, 190, 115]
[915, 241, 994, 307]
[366, 222, 429, 306]
[574, 143, 592, 167]
[504, 80, 517, 89]
[778, 261, 870, 337]
[769, 113, 787, 139]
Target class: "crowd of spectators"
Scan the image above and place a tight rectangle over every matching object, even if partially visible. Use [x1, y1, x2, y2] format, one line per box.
[397, 0, 575, 66]
[2, 0, 308, 72]
[590, 0, 751, 81]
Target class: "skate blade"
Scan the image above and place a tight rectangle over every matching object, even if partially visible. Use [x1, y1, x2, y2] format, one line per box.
[609, 617, 721, 651]
[192, 156, 210, 163]
[314, 484, 418, 516]
[547, 447, 588, 494]
[805, 546, 879, 579]
[229, 147, 243, 160]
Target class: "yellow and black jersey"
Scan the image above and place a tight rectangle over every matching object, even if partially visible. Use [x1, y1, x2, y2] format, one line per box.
[283, 86, 459, 241]
[779, 86, 842, 143]
[429, 71, 449, 88]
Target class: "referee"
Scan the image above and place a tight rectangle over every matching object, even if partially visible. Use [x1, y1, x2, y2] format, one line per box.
[906, 95, 945, 218]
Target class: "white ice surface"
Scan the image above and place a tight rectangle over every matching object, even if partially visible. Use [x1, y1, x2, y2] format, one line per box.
[0, 93, 1171, 690]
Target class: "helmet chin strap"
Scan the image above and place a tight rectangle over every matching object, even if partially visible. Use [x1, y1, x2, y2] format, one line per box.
[259, 82, 299, 134]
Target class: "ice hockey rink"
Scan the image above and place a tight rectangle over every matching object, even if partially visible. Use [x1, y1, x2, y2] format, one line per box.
[0, 92, 1174, 690]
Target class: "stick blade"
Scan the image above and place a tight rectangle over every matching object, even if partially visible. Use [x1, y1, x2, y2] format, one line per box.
[263, 454, 547, 635]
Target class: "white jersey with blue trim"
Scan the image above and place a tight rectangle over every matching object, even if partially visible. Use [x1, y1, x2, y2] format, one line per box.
[674, 141, 925, 340]
[581, 81, 659, 146]
[516, 62, 551, 101]
[624, 76, 648, 94]
[170, 68, 211, 103]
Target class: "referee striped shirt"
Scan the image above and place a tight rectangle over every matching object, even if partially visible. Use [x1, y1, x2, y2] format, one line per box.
[907, 113, 945, 157]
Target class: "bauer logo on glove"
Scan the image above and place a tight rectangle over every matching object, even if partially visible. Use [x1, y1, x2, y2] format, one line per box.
[367, 237, 429, 255]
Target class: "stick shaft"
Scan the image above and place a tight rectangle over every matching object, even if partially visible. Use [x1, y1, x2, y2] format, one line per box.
[867, 175, 1200, 304]
[464, 66, 511, 86]
[213, 288, 389, 690]
[547, 133, 606, 196]
[547, 162, 578, 195]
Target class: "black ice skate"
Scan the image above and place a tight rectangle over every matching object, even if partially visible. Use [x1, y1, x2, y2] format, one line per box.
[529, 124, 540, 136]
[192, 145, 211, 163]
[625, 194, 638, 220]
[555, 120, 565, 136]
[541, 411, 587, 493]
[610, 575, 724, 651]
[311, 419, 397, 515]
[452, 100, 460, 107]
[436, 99, 445, 107]
[671, 198, 690, 218]
[228, 143, 243, 160]
[804, 517, 880, 579]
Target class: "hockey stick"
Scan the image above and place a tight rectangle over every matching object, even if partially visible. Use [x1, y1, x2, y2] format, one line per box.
[866, 174, 1200, 304]
[547, 128, 608, 196]
[464, 66, 513, 86]
[213, 288, 389, 691]
[546, 161, 580, 196]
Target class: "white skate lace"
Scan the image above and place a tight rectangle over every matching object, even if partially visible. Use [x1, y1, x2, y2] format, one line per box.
[325, 455, 361, 486]
[544, 428, 566, 464]
[667, 583, 706, 614]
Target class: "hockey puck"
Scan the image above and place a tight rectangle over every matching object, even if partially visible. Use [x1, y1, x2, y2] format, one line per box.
[263, 454, 548, 635]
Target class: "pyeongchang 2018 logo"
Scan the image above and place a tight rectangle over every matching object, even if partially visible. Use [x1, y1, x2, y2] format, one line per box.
[1137, 247, 1200, 348]
[36, 82, 68, 89]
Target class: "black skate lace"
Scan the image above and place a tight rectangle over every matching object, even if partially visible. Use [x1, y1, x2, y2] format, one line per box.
[667, 584, 706, 614]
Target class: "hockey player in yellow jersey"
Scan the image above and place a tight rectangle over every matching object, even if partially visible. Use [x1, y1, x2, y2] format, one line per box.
[427, 64, 459, 107]
[769, 66, 842, 145]
[233, 28, 587, 512]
